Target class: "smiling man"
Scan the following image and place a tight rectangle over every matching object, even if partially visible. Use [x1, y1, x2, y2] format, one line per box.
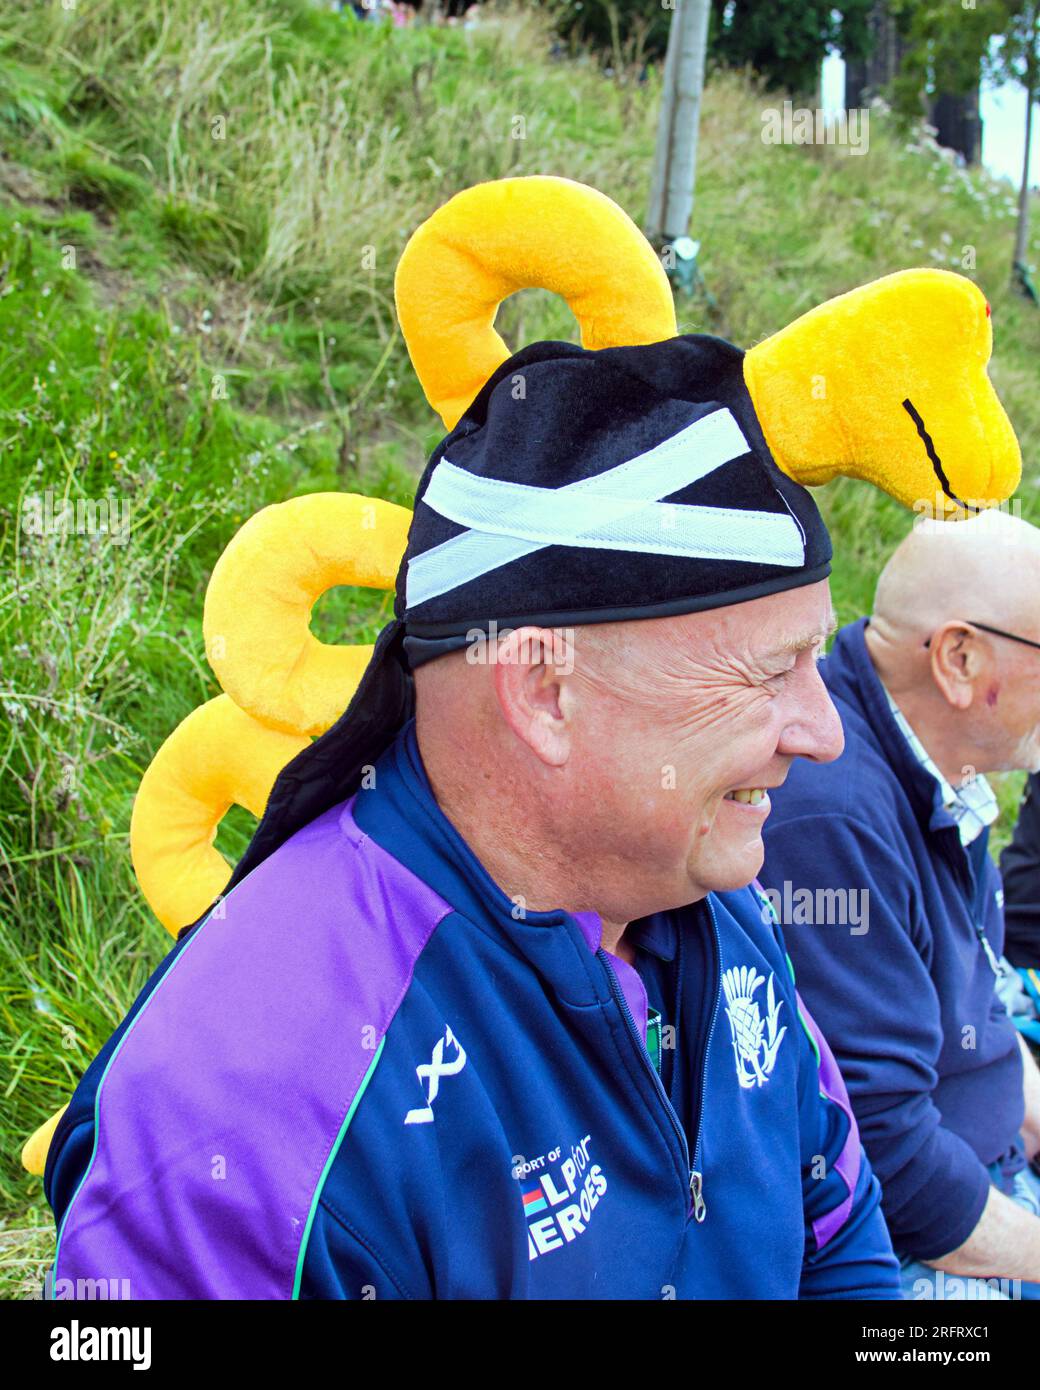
[46, 335, 899, 1300]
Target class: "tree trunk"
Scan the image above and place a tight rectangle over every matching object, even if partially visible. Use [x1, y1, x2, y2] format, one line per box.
[1013, 24, 1037, 274]
[931, 86, 982, 165]
[646, 0, 711, 245]
[845, 0, 905, 108]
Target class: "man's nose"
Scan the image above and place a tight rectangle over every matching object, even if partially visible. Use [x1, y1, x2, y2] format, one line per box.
[780, 666, 845, 764]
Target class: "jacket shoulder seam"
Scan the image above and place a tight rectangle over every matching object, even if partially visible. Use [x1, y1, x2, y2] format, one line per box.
[315, 1195, 420, 1300]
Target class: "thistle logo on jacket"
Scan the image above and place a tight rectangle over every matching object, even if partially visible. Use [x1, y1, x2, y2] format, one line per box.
[722, 965, 787, 1088]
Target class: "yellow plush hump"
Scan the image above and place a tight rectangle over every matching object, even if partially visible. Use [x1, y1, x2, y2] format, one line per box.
[743, 268, 1021, 515]
[394, 175, 677, 429]
[203, 492, 412, 738]
[130, 695, 309, 934]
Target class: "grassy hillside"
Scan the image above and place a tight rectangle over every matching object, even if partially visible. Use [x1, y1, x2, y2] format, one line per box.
[1, 0, 1038, 1296]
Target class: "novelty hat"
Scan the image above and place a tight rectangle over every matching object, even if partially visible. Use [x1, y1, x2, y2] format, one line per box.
[157, 176, 1025, 935]
[398, 333, 832, 667]
[199, 176, 1020, 908]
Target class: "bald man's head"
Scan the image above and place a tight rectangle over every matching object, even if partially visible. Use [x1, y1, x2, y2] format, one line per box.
[873, 510, 1040, 644]
[866, 510, 1040, 778]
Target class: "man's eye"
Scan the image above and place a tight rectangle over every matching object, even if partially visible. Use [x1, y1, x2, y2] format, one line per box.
[767, 666, 796, 685]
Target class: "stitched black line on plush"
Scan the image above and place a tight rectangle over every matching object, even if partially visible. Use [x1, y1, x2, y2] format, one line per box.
[902, 397, 975, 512]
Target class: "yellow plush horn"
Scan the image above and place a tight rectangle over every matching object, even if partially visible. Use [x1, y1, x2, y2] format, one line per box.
[394, 175, 677, 429]
[744, 268, 1021, 515]
[130, 695, 309, 934]
[132, 490, 411, 933]
[204, 492, 412, 737]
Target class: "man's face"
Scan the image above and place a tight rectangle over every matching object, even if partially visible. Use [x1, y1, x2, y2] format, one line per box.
[968, 625, 1040, 775]
[567, 580, 844, 911]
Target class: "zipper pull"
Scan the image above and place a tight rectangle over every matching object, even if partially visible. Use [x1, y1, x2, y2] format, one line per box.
[690, 1170, 706, 1223]
[976, 923, 1002, 979]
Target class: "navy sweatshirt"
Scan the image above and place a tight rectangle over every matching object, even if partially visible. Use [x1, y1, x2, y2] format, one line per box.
[760, 619, 1024, 1262]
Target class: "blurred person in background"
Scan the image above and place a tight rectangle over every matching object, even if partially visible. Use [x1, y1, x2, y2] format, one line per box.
[761, 511, 1040, 1299]
[998, 774, 1040, 1045]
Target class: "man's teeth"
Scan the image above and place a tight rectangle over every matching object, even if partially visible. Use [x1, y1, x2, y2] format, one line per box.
[724, 788, 768, 805]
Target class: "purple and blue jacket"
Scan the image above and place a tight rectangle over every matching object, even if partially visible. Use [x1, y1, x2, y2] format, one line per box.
[46, 721, 899, 1299]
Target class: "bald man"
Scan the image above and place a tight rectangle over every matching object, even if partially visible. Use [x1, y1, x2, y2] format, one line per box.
[761, 510, 1040, 1299]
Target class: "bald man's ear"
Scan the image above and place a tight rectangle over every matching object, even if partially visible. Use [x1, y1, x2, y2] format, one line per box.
[929, 622, 986, 710]
[492, 627, 573, 766]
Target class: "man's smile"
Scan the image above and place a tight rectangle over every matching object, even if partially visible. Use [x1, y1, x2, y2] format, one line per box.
[723, 786, 769, 806]
[720, 788, 771, 820]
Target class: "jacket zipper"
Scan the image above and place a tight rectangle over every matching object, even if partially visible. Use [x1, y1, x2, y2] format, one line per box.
[596, 899, 721, 1224]
[689, 899, 722, 1223]
[940, 823, 1003, 980]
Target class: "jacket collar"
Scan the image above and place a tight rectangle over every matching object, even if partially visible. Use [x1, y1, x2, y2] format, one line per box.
[353, 719, 584, 932]
[351, 719, 656, 1019]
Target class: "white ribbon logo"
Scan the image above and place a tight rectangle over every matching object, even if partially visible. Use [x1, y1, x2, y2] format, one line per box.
[404, 1025, 468, 1125]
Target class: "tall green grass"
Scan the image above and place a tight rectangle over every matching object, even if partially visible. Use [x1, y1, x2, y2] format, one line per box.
[0, 0, 1037, 1296]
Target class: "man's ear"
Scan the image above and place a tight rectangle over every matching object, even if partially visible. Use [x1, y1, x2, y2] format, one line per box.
[929, 622, 984, 710]
[492, 627, 572, 767]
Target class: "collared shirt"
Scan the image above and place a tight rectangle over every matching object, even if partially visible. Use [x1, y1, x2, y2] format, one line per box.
[627, 910, 684, 1095]
[881, 687, 998, 847]
[881, 685, 1003, 980]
